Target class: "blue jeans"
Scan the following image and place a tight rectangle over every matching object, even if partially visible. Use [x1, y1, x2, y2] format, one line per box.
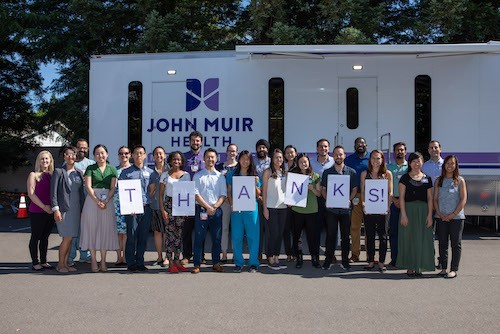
[125, 205, 152, 267]
[388, 203, 400, 263]
[231, 205, 260, 268]
[193, 206, 222, 267]
[68, 237, 91, 262]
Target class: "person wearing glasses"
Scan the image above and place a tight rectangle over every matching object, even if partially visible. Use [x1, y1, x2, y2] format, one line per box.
[50, 146, 85, 273]
[113, 146, 131, 265]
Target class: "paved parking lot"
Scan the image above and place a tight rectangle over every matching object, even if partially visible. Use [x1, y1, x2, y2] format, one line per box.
[1, 216, 499, 333]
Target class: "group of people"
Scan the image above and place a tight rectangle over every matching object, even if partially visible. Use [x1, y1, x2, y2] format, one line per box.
[27, 132, 467, 278]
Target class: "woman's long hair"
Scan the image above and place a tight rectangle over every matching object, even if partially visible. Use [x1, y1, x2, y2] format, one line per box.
[270, 148, 285, 179]
[294, 153, 313, 176]
[367, 149, 388, 178]
[437, 155, 460, 187]
[407, 152, 424, 174]
[34, 150, 55, 181]
[234, 150, 257, 176]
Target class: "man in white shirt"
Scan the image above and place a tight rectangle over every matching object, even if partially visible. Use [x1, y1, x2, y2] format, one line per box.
[191, 148, 227, 274]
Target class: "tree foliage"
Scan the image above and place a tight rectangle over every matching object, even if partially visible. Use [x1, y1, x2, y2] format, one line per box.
[1, 0, 498, 163]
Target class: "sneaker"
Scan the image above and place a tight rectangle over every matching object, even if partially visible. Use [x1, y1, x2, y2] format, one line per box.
[278, 262, 287, 269]
[339, 263, 351, 271]
[269, 263, 281, 271]
[322, 259, 332, 270]
[249, 266, 258, 273]
[233, 266, 242, 273]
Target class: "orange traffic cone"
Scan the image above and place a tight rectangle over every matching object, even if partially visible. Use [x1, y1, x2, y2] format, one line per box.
[17, 193, 29, 219]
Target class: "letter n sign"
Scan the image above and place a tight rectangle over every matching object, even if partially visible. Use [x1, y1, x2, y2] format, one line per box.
[284, 172, 309, 207]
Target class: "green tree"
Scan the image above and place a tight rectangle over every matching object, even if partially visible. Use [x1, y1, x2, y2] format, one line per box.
[0, 1, 45, 171]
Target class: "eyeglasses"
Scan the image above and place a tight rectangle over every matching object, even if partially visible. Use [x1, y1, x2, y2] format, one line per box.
[119, 152, 130, 156]
[64, 153, 76, 157]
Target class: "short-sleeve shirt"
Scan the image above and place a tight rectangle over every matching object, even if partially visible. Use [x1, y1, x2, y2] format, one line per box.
[321, 164, 357, 214]
[310, 155, 334, 178]
[226, 170, 262, 189]
[422, 157, 444, 184]
[119, 164, 154, 204]
[193, 169, 227, 206]
[399, 173, 433, 202]
[292, 172, 320, 214]
[84, 163, 118, 189]
[254, 156, 271, 179]
[386, 160, 408, 197]
[160, 171, 191, 198]
[344, 152, 368, 189]
[184, 150, 205, 179]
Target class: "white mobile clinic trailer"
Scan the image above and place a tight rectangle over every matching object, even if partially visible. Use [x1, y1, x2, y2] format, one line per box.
[90, 42, 500, 223]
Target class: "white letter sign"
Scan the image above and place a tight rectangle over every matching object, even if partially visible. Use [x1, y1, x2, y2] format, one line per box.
[172, 181, 195, 216]
[326, 175, 351, 209]
[232, 176, 256, 212]
[364, 179, 389, 214]
[284, 172, 309, 208]
[118, 179, 144, 215]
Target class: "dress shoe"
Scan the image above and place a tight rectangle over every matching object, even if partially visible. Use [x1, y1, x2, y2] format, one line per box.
[168, 264, 179, 273]
[191, 266, 200, 274]
[127, 265, 138, 272]
[137, 265, 148, 272]
[212, 263, 224, 273]
[296, 253, 303, 269]
[311, 255, 321, 268]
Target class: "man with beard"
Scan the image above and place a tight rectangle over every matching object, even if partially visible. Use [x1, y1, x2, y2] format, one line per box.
[422, 140, 444, 183]
[344, 137, 369, 262]
[181, 131, 205, 265]
[309, 139, 334, 266]
[254, 139, 271, 261]
[67, 139, 95, 266]
[321, 145, 357, 270]
[386, 142, 408, 267]
[422, 139, 444, 269]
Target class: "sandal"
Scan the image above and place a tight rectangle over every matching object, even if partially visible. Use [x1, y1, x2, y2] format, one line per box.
[378, 264, 387, 272]
[41, 263, 53, 269]
[364, 262, 376, 270]
[56, 266, 69, 273]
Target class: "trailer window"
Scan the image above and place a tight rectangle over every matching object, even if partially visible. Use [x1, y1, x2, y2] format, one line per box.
[346, 87, 359, 129]
[128, 81, 143, 148]
[269, 78, 284, 150]
[415, 75, 431, 159]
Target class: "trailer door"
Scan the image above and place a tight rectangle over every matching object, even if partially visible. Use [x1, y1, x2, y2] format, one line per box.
[337, 78, 378, 150]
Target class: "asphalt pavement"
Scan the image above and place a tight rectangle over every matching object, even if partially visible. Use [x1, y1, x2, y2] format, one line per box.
[1, 215, 499, 334]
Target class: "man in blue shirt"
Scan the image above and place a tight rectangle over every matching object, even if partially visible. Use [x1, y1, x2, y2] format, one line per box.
[344, 137, 369, 262]
[386, 142, 408, 267]
[181, 131, 205, 265]
[119, 145, 154, 272]
[68, 138, 95, 266]
[422, 140, 444, 183]
[191, 148, 227, 274]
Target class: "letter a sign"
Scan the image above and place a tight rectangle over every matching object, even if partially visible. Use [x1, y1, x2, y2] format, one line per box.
[172, 181, 195, 216]
[232, 176, 256, 211]
[326, 175, 350, 209]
